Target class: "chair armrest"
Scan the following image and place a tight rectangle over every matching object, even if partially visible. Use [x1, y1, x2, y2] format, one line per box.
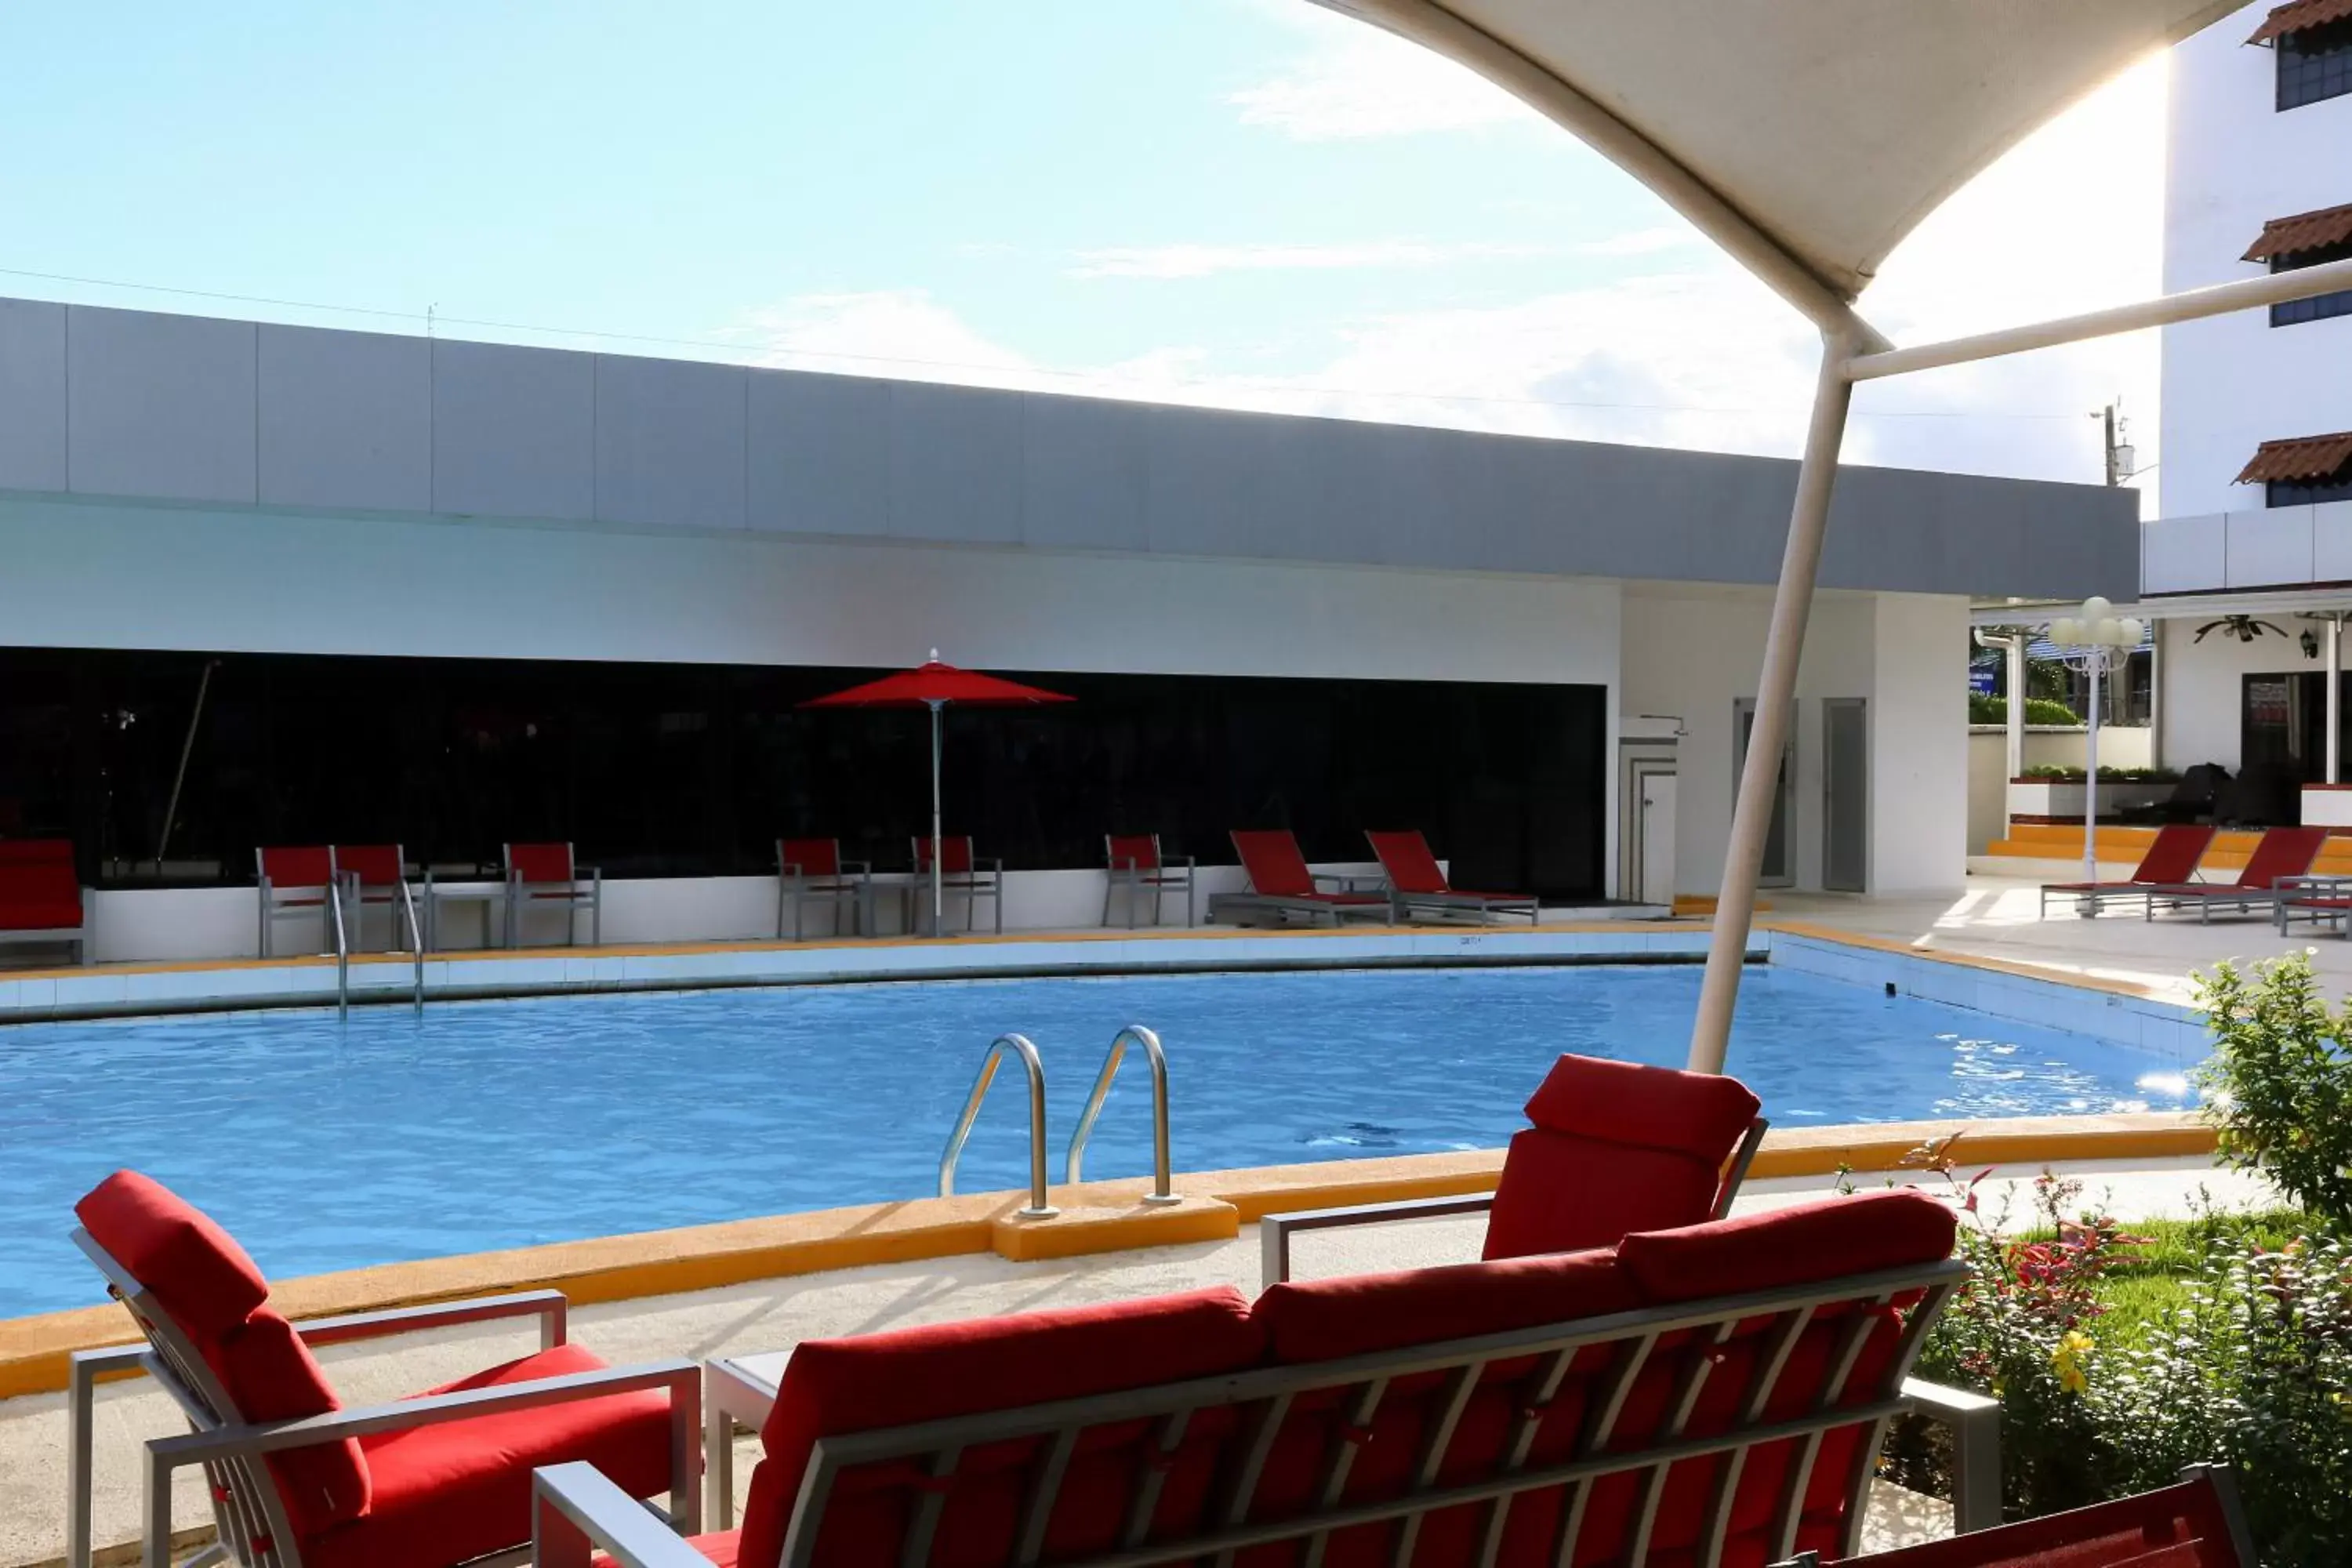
[1260, 1193, 1496, 1284]
[1902, 1377, 2001, 1534]
[536, 1462, 717, 1568]
[153, 1358, 699, 1461]
[1109, 856, 1138, 873]
[293, 1288, 569, 1350]
[842, 859, 872, 875]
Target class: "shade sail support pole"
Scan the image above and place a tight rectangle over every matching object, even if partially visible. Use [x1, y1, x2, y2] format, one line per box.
[928, 699, 945, 939]
[1689, 335, 1857, 1074]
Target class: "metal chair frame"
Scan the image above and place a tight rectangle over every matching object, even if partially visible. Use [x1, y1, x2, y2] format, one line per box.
[504, 844, 602, 948]
[540, 1254, 1992, 1568]
[1102, 833, 1196, 928]
[909, 836, 1002, 935]
[775, 840, 870, 941]
[67, 1230, 699, 1568]
[255, 848, 339, 960]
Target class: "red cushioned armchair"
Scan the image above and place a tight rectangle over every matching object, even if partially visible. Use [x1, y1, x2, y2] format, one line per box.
[68, 1171, 699, 1568]
[1770, 1465, 2255, 1567]
[1259, 1051, 1770, 1284]
[0, 837, 93, 964]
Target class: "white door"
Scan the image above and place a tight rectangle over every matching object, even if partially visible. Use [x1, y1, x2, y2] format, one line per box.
[1639, 773, 1678, 907]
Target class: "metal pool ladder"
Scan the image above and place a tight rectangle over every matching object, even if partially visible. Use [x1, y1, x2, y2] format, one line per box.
[938, 1033, 1057, 1218]
[1067, 1025, 1180, 1203]
[328, 874, 350, 1021]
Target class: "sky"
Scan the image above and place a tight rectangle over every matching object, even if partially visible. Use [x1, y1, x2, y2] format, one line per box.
[0, 0, 2176, 496]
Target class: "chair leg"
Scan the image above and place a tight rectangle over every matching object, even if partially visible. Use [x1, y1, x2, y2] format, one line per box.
[1102, 875, 1115, 929]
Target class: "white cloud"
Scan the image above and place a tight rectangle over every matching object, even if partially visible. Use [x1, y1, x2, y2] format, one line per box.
[1573, 226, 1703, 259]
[1225, 5, 1542, 140]
[1065, 238, 1550, 279]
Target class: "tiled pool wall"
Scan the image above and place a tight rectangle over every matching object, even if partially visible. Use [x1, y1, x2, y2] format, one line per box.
[1765, 931, 2205, 1062]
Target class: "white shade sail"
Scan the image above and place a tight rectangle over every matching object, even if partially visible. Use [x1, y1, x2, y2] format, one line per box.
[1312, 1, 2242, 329]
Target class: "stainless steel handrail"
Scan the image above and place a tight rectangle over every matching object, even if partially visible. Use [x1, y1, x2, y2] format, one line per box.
[328, 873, 351, 1022]
[396, 879, 425, 1014]
[1065, 1025, 1180, 1203]
[938, 1033, 1057, 1218]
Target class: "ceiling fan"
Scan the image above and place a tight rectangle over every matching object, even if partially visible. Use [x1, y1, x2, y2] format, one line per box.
[2191, 615, 2286, 644]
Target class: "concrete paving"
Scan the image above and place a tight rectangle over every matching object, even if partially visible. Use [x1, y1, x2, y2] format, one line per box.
[0, 1158, 2277, 1568]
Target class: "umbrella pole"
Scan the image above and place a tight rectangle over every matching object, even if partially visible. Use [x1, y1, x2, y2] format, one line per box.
[929, 699, 945, 938]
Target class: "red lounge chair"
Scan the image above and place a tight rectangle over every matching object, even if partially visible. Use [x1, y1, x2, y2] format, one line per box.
[1260, 1051, 1769, 1282]
[1210, 829, 1392, 927]
[2143, 825, 2328, 923]
[68, 1171, 697, 1568]
[1367, 828, 1541, 926]
[1103, 833, 1196, 928]
[775, 838, 869, 940]
[2037, 822, 2214, 917]
[910, 834, 1004, 935]
[506, 842, 602, 946]
[0, 837, 91, 964]
[533, 1189, 1998, 1566]
[1771, 1465, 2255, 1567]
[257, 845, 339, 959]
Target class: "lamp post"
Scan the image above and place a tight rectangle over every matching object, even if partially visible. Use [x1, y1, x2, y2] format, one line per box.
[2047, 597, 2145, 887]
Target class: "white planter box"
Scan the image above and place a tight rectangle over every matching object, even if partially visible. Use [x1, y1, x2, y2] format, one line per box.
[2008, 779, 2168, 819]
[2302, 785, 2352, 831]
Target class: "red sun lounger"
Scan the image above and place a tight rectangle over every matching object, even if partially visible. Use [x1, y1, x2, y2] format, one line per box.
[2143, 825, 2328, 923]
[1209, 828, 1392, 927]
[69, 1171, 698, 1568]
[2038, 822, 2213, 917]
[1261, 1051, 1769, 1282]
[1367, 827, 1541, 925]
[1771, 1464, 2255, 1567]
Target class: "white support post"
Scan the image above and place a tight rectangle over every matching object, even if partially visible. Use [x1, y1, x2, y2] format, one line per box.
[1688, 336, 1857, 1075]
[2005, 635, 2025, 783]
[2083, 656, 2102, 886]
[2330, 619, 2342, 786]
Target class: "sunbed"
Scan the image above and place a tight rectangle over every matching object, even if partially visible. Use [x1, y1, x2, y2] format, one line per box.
[1261, 1051, 1768, 1282]
[1207, 828, 1392, 927]
[2037, 822, 2214, 917]
[2143, 826, 2329, 922]
[68, 1170, 698, 1568]
[1773, 1464, 2253, 1566]
[1366, 827, 1542, 924]
[534, 1188, 1999, 1566]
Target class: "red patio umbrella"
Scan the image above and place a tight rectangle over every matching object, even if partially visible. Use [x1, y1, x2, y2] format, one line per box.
[800, 652, 1073, 937]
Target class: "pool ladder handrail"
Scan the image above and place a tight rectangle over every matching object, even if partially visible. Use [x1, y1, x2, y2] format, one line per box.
[1066, 1025, 1181, 1203]
[395, 876, 425, 1014]
[328, 872, 350, 1021]
[938, 1033, 1057, 1218]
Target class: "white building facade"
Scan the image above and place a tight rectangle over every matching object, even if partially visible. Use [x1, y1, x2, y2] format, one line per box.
[0, 298, 2132, 960]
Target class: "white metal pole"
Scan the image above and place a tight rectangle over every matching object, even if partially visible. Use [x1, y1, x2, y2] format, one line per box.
[2083, 653, 2100, 886]
[929, 700, 945, 938]
[1688, 337, 1857, 1075]
[2006, 635, 2025, 783]
[2330, 619, 2342, 786]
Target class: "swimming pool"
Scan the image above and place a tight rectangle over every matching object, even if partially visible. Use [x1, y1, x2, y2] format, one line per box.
[0, 964, 2194, 1316]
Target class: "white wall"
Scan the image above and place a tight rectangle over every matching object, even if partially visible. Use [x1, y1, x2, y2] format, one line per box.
[2161, 6, 2352, 518]
[1871, 593, 1968, 893]
[2153, 613, 2320, 772]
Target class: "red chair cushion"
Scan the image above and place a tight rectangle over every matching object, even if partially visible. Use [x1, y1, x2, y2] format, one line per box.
[1231, 829, 1318, 896]
[216, 1309, 371, 1536]
[780, 839, 842, 877]
[739, 1287, 1265, 1568]
[332, 845, 403, 887]
[913, 836, 976, 874]
[1617, 1188, 1958, 1305]
[260, 846, 337, 888]
[308, 1342, 673, 1568]
[1481, 1128, 1726, 1261]
[1254, 1247, 1636, 1363]
[1520, 1054, 1762, 1160]
[508, 843, 576, 884]
[1106, 833, 1160, 872]
[594, 1534, 745, 1568]
[74, 1171, 271, 1341]
[0, 895, 84, 931]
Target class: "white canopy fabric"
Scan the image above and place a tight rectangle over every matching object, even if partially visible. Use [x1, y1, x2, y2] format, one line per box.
[1313, 1, 2241, 328]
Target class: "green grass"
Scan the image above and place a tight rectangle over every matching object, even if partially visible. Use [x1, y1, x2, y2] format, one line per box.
[2042, 1210, 2312, 1349]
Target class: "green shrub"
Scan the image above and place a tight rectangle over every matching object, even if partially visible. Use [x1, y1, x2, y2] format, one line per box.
[2016, 764, 2178, 784]
[1969, 692, 2004, 724]
[1975, 697, 2085, 726]
[2196, 953, 2352, 1229]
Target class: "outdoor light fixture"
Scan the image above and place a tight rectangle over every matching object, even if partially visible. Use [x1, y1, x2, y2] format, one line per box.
[2303, 630, 2321, 659]
[2046, 598, 2145, 889]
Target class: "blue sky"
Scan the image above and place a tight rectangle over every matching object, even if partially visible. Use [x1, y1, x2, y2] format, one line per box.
[0, 0, 2174, 490]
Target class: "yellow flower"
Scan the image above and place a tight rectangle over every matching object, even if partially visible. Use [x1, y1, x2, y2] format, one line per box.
[2051, 1330, 2094, 1396]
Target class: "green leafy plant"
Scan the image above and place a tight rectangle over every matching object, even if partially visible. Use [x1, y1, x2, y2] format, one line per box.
[2016, 764, 2177, 783]
[2196, 953, 2352, 1229]
[1976, 696, 2086, 726]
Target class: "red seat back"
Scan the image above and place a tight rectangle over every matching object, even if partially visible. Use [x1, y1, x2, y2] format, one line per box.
[738, 1288, 1267, 1568]
[506, 842, 575, 884]
[2235, 826, 2328, 889]
[0, 838, 82, 929]
[1232, 829, 1317, 896]
[74, 1171, 371, 1537]
[1814, 1468, 2249, 1566]
[259, 845, 336, 889]
[331, 844, 404, 888]
[1483, 1054, 1762, 1260]
[913, 835, 975, 875]
[2130, 823, 2214, 884]
[1364, 829, 1450, 895]
[1106, 833, 1161, 872]
[780, 838, 843, 878]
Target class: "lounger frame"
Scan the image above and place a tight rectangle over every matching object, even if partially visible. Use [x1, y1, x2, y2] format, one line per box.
[1258, 1117, 1771, 1286]
[0, 886, 92, 964]
[1389, 887, 1542, 926]
[68, 1230, 700, 1568]
[1207, 888, 1393, 927]
[539, 1254, 1995, 1568]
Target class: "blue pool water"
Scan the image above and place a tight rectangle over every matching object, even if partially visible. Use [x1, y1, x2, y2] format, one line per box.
[0, 965, 2196, 1317]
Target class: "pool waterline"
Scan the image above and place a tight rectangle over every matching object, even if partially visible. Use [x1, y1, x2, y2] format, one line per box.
[0, 962, 2198, 1317]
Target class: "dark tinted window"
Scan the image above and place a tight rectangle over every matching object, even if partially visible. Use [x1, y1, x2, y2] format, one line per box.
[0, 649, 1610, 899]
[2279, 19, 2352, 110]
[2270, 238, 2352, 326]
[2269, 474, 2352, 506]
